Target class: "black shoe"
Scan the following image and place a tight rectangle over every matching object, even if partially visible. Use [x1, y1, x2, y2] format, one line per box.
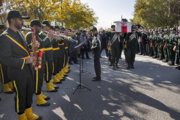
[54, 86, 59, 89]
[109, 63, 113, 66]
[36, 116, 42, 120]
[0, 97, 1, 101]
[44, 96, 50, 101]
[37, 102, 50, 107]
[126, 66, 131, 69]
[92, 77, 101, 81]
[47, 89, 58, 92]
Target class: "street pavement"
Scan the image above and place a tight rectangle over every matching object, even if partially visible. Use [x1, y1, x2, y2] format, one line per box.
[0, 52, 180, 120]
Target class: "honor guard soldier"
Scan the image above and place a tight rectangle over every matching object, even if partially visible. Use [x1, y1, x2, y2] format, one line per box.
[91, 27, 101, 81]
[167, 28, 176, 65]
[163, 29, 169, 62]
[26, 20, 50, 106]
[124, 25, 139, 69]
[0, 10, 42, 120]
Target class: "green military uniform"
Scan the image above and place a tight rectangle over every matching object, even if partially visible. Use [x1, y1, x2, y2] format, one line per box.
[124, 32, 138, 69]
[163, 32, 169, 62]
[152, 33, 159, 58]
[178, 34, 180, 64]
[92, 32, 101, 80]
[110, 33, 121, 70]
[157, 33, 164, 60]
[149, 33, 154, 56]
[167, 30, 176, 65]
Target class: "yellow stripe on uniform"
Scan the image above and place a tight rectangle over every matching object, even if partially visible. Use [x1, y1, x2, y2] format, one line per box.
[0, 64, 4, 84]
[36, 70, 38, 94]
[46, 62, 49, 82]
[21, 59, 26, 70]
[6, 35, 29, 55]
[13, 81, 19, 113]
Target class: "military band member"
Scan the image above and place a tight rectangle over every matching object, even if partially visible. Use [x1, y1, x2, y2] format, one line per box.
[0, 10, 41, 120]
[26, 20, 50, 106]
[40, 21, 58, 92]
[0, 24, 14, 94]
[163, 29, 169, 62]
[91, 27, 101, 81]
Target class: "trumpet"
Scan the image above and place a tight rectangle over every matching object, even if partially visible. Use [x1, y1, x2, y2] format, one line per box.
[43, 30, 78, 43]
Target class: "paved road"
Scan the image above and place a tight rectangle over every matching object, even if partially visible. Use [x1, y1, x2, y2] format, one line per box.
[0, 52, 180, 120]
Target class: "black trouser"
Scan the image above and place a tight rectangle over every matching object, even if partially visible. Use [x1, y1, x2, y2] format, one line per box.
[80, 46, 89, 59]
[0, 64, 11, 84]
[69, 49, 78, 63]
[53, 50, 60, 75]
[45, 61, 53, 83]
[94, 51, 101, 78]
[34, 64, 45, 95]
[125, 48, 136, 67]
[10, 65, 34, 114]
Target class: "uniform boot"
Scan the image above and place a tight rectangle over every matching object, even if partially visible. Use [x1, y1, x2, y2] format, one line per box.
[25, 107, 42, 120]
[3, 83, 13, 94]
[18, 113, 27, 120]
[50, 80, 59, 89]
[46, 82, 57, 92]
[36, 94, 50, 106]
[53, 75, 61, 84]
[40, 92, 50, 101]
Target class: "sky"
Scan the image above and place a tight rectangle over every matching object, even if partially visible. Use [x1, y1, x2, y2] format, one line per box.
[81, 0, 136, 29]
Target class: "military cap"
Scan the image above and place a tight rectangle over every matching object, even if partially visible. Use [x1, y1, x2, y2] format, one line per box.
[30, 19, 41, 27]
[91, 27, 97, 31]
[111, 25, 115, 28]
[7, 10, 29, 20]
[42, 20, 51, 27]
[0, 24, 6, 30]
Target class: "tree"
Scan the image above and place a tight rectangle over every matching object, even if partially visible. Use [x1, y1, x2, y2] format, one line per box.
[5, 0, 97, 29]
[132, 0, 180, 28]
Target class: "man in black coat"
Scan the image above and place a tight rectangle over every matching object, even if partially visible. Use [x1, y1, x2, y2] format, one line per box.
[0, 10, 41, 120]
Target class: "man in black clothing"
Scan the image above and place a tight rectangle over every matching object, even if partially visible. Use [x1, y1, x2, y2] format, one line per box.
[0, 10, 41, 120]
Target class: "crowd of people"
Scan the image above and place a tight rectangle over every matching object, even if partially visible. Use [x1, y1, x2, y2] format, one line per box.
[0, 10, 180, 120]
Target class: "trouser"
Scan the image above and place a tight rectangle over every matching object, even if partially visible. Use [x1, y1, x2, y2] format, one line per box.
[53, 50, 60, 75]
[69, 49, 78, 63]
[153, 45, 158, 57]
[34, 64, 45, 95]
[167, 45, 175, 64]
[124, 48, 136, 67]
[158, 45, 164, 59]
[80, 46, 89, 59]
[149, 46, 154, 56]
[163, 46, 168, 61]
[11, 66, 34, 114]
[94, 51, 101, 78]
[111, 44, 120, 66]
[0, 64, 11, 84]
[45, 61, 53, 83]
